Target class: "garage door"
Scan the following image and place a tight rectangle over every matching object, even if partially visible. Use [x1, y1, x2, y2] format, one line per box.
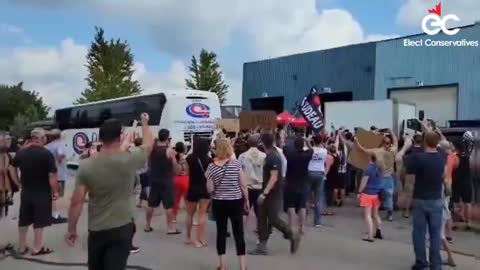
[389, 86, 458, 127]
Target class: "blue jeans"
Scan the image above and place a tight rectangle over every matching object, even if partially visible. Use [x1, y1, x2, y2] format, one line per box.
[412, 199, 443, 270]
[309, 171, 325, 225]
[381, 176, 395, 211]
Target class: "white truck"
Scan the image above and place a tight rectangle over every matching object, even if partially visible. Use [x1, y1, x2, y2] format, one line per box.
[323, 99, 422, 136]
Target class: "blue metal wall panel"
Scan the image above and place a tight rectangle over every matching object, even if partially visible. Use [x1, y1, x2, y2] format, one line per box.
[242, 43, 376, 112]
[375, 24, 480, 120]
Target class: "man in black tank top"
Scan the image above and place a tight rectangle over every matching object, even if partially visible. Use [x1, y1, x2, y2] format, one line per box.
[144, 129, 180, 234]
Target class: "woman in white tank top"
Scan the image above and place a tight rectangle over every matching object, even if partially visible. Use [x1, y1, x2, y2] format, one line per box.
[308, 135, 328, 227]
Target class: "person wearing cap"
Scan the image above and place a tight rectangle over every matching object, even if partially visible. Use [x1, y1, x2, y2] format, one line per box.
[452, 131, 475, 230]
[45, 129, 68, 224]
[355, 129, 398, 222]
[10, 128, 59, 256]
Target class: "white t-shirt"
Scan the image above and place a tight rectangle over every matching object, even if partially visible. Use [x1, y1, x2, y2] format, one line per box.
[308, 146, 328, 173]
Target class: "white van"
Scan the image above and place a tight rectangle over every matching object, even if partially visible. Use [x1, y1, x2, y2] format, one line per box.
[54, 90, 221, 166]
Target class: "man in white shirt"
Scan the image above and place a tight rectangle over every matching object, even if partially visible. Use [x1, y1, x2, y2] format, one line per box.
[46, 129, 68, 224]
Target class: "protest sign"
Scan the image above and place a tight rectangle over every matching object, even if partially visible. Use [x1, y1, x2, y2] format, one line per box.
[239, 111, 277, 130]
[348, 128, 384, 170]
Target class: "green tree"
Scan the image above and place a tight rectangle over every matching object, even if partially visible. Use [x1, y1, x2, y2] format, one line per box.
[10, 104, 44, 139]
[76, 27, 142, 104]
[186, 49, 229, 104]
[0, 82, 49, 131]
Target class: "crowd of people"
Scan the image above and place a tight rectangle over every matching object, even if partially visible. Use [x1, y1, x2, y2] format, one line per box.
[0, 113, 477, 270]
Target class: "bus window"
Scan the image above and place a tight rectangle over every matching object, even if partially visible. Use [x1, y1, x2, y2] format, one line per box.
[110, 100, 136, 126]
[55, 108, 72, 130]
[135, 95, 166, 125]
[55, 93, 168, 130]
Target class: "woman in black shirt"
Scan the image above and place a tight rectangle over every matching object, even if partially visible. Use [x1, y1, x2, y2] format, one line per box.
[185, 137, 212, 247]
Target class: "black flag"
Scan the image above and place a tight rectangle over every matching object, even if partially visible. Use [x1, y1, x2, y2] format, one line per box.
[297, 87, 324, 133]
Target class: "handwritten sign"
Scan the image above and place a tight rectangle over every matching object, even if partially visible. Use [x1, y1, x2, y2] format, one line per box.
[239, 111, 277, 130]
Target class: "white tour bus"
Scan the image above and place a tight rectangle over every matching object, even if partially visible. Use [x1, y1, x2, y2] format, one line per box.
[55, 90, 221, 167]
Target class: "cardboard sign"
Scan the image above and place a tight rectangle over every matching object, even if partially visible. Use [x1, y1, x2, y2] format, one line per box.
[216, 119, 240, 133]
[297, 87, 324, 133]
[348, 128, 384, 170]
[239, 111, 277, 130]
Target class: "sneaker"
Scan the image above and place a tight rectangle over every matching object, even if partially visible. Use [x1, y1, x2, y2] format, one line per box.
[290, 234, 301, 254]
[387, 214, 393, 222]
[52, 216, 68, 224]
[374, 229, 383, 240]
[130, 246, 141, 254]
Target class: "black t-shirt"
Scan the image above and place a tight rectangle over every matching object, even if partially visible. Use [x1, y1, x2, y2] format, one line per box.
[454, 151, 471, 180]
[149, 145, 174, 186]
[407, 151, 446, 200]
[186, 154, 212, 192]
[263, 150, 283, 194]
[12, 145, 57, 193]
[284, 149, 312, 192]
[403, 146, 423, 164]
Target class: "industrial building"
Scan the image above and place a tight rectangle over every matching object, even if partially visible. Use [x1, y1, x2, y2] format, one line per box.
[242, 22, 480, 127]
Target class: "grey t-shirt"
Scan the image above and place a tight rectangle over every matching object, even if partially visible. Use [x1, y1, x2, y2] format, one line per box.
[46, 140, 68, 181]
[76, 146, 148, 231]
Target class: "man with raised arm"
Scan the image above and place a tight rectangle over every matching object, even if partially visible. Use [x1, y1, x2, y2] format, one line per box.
[65, 113, 154, 270]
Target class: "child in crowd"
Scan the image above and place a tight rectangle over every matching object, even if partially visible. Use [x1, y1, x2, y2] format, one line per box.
[358, 153, 383, 242]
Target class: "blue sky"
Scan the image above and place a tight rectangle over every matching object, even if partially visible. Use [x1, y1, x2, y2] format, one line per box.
[0, 0, 477, 109]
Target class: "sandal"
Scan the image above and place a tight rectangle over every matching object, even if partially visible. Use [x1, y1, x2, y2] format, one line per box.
[144, 227, 154, 233]
[445, 259, 456, 267]
[18, 247, 30, 256]
[362, 238, 374, 243]
[31, 247, 53, 256]
[167, 230, 182, 235]
[194, 241, 207, 248]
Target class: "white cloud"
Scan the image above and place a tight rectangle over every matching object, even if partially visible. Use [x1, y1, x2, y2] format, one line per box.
[237, 4, 395, 57]
[397, 0, 480, 29]
[9, 0, 396, 59]
[94, 0, 396, 58]
[0, 39, 188, 112]
[3, 0, 399, 108]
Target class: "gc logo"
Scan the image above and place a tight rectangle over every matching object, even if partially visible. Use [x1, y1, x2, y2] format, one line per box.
[421, 13, 460, 36]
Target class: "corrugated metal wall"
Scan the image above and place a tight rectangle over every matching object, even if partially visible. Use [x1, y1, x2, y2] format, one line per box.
[375, 24, 480, 120]
[242, 43, 377, 111]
